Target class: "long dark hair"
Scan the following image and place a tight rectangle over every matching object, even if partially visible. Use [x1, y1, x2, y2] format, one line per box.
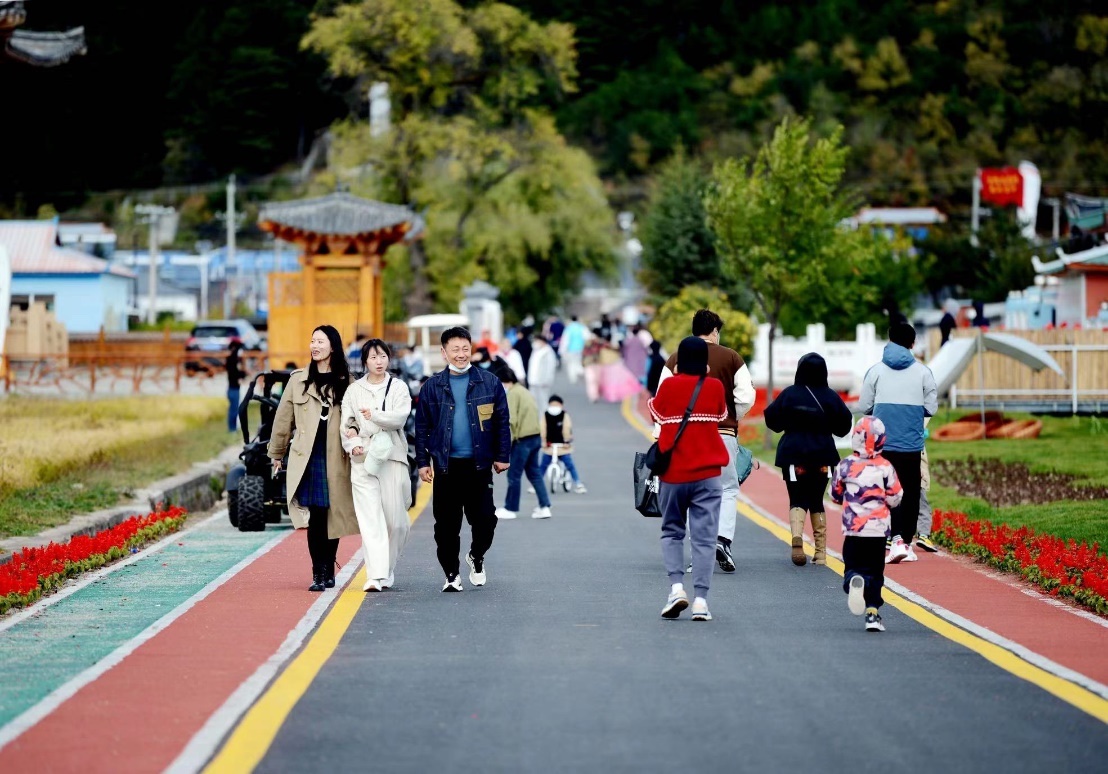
[305, 325, 349, 404]
[360, 338, 392, 371]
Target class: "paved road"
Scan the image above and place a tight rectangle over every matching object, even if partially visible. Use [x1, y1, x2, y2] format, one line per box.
[251, 377, 1106, 773]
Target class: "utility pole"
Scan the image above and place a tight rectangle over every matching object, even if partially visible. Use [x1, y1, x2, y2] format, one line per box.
[970, 169, 981, 248]
[135, 204, 176, 325]
[226, 174, 237, 316]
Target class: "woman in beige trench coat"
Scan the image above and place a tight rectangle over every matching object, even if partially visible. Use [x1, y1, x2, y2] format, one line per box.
[268, 325, 359, 591]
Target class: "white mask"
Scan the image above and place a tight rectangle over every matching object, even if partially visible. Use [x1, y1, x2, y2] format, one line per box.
[547, 405, 563, 416]
[448, 363, 472, 375]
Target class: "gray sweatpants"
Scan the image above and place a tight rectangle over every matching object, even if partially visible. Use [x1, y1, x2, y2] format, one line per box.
[918, 488, 932, 536]
[659, 477, 723, 601]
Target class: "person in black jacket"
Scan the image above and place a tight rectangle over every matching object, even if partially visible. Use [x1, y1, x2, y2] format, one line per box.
[763, 353, 853, 566]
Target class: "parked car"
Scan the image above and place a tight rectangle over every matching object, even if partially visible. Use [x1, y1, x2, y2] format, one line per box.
[185, 319, 263, 373]
[225, 369, 292, 531]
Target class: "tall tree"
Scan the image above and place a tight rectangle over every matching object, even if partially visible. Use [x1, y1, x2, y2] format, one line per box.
[304, 0, 615, 318]
[705, 116, 861, 448]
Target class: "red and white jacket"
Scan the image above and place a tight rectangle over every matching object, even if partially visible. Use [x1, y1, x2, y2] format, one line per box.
[647, 374, 729, 484]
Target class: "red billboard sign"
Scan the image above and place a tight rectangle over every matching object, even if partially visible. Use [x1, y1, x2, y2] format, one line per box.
[979, 167, 1023, 207]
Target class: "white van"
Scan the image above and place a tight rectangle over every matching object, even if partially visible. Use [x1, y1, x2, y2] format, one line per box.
[406, 313, 470, 376]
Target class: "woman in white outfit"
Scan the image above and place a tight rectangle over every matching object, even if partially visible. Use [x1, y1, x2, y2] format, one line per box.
[341, 339, 413, 592]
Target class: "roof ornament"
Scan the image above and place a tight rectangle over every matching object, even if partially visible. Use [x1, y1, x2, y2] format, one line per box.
[0, 1, 86, 67]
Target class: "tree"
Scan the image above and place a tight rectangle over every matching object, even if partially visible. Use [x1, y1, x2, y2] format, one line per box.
[303, 0, 615, 319]
[639, 150, 723, 301]
[652, 286, 755, 361]
[705, 116, 859, 448]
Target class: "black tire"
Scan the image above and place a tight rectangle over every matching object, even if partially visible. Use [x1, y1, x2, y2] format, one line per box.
[562, 474, 572, 493]
[227, 490, 239, 528]
[237, 475, 267, 532]
[264, 504, 283, 524]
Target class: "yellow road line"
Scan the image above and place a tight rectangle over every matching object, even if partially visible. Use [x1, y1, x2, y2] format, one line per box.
[203, 481, 434, 773]
[623, 397, 1108, 725]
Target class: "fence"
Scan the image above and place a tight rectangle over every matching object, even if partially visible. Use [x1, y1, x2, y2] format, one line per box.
[929, 328, 1108, 414]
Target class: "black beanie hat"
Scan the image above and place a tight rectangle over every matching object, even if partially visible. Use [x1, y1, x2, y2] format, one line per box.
[677, 336, 709, 376]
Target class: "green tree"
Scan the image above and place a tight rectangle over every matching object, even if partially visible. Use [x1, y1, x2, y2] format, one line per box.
[639, 150, 723, 301]
[705, 116, 860, 448]
[304, 0, 614, 319]
[652, 286, 756, 361]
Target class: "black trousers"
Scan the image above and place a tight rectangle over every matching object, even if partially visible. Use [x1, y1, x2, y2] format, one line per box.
[784, 468, 830, 513]
[307, 505, 339, 572]
[432, 458, 497, 576]
[842, 535, 886, 609]
[884, 450, 922, 542]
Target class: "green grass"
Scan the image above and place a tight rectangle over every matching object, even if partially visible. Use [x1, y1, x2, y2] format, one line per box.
[745, 410, 1108, 550]
[0, 401, 259, 544]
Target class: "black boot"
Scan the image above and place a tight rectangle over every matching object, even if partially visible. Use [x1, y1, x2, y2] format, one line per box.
[308, 567, 325, 592]
[323, 562, 336, 589]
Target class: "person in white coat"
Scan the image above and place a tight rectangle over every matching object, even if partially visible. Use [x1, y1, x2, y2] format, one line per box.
[341, 339, 413, 592]
[527, 335, 558, 409]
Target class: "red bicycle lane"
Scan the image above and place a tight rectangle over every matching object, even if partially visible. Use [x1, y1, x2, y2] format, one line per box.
[0, 530, 363, 774]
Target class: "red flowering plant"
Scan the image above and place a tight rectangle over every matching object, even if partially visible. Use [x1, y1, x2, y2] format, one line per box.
[0, 506, 188, 614]
[933, 509, 1108, 616]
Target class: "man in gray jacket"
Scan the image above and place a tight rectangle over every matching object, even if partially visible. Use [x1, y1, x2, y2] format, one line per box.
[858, 321, 938, 564]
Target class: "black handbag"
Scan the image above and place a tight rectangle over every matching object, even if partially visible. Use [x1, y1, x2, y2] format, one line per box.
[643, 376, 705, 476]
[633, 451, 661, 517]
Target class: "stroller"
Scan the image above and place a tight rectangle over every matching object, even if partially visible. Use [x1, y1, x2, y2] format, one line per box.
[224, 370, 292, 532]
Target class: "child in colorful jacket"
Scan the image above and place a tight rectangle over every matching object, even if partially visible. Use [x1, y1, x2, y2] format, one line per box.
[831, 416, 903, 632]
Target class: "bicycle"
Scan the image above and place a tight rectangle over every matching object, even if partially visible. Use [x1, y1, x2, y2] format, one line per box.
[543, 443, 573, 494]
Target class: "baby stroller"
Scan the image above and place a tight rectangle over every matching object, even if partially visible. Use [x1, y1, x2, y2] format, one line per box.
[224, 370, 292, 532]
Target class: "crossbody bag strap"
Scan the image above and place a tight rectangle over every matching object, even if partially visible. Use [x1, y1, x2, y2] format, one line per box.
[804, 385, 825, 414]
[382, 376, 393, 410]
[668, 376, 706, 451]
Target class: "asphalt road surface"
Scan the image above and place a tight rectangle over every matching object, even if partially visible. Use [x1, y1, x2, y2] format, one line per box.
[255, 377, 1108, 774]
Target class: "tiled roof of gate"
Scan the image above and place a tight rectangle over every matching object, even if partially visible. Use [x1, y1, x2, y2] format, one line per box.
[257, 193, 417, 237]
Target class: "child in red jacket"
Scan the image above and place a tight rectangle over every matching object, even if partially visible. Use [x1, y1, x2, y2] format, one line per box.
[648, 337, 729, 621]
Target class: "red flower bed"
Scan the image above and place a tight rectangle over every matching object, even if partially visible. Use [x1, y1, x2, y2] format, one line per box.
[933, 509, 1108, 616]
[0, 506, 189, 614]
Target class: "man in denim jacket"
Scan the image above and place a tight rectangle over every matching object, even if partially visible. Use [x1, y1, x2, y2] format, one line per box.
[415, 327, 512, 592]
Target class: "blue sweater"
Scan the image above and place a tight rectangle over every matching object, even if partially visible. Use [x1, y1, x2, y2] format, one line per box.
[449, 371, 474, 458]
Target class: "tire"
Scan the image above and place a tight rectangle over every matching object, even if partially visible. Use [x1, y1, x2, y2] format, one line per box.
[227, 490, 239, 528]
[237, 475, 267, 532]
[264, 504, 283, 524]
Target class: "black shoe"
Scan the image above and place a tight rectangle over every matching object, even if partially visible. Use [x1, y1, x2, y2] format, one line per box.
[324, 563, 336, 589]
[309, 570, 325, 592]
[716, 541, 736, 573]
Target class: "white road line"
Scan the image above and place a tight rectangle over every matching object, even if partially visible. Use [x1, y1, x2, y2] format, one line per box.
[164, 550, 364, 774]
[0, 510, 226, 636]
[0, 529, 289, 752]
[737, 491, 1108, 700]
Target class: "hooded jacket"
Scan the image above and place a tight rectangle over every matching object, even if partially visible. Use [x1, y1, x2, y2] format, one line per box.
[831, 416, 903, 538]
[763, 353, 854, 469]
[858, 343, 938, 453]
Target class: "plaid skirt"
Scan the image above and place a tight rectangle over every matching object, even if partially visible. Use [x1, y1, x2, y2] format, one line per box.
[296, 446, 330, 508]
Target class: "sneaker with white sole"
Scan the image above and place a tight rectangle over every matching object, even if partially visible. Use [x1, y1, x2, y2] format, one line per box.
[661, 589, 688, 619]
[864, 607, 885, 632]
[716, 541, 736, 573]
[531, 506, 552, 519]
[466, 552, 486, 587]
[441, 573, 463, 592]
[885, 537, 909, 564]
[902, 545, 919, 562]
[847, 575, 866, 615]
[363, 578, 384, 592]
[690, 598, 712, 621]
[382, 574, 394, 589]
[526, 485, 535, 494]
[495, 507, 518, 520]
[916, 535, 939, 552]
[575, 483, 588, 494]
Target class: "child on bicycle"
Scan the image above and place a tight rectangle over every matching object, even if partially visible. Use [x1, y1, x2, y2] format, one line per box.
[540, 395, 587, 493]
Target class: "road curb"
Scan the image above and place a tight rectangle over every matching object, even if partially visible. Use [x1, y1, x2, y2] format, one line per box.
[0, 445, 241, 564]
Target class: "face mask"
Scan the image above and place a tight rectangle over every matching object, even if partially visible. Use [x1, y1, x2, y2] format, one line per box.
[448, 363, 472, 375]
[547, 405, 563, 416]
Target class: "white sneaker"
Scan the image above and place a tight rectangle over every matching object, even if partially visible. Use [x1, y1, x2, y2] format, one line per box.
[526, 485, 535, 494]
[441, 573, 463, 592]
[495, 507, 518, 520]
[690, 598, 712, 621]
[902, 545, 919, 563]
[885, 537, 909, 564]
[532, 506, 552, 519]
[661, 589, 688, 619]
[382, 574, 394, 589]
[575, 483, 588, 494]
[466, 552, 486, 587]
[847, 575, 866, 615]
[363, 578, 383, 592]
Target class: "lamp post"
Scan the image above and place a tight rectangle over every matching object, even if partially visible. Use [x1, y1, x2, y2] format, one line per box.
[134, 203, 177, 324]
